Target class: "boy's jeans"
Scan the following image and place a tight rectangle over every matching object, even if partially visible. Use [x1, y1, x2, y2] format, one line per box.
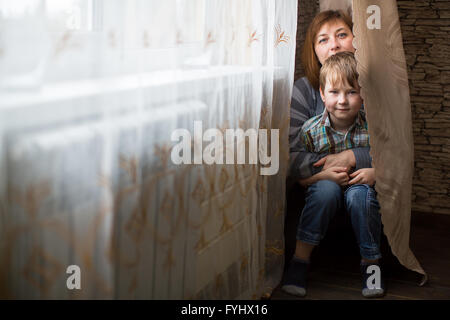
[296, 180, 382, 260]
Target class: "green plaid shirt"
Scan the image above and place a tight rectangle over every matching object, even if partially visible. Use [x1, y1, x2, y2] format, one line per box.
[300, 110, 370, 155]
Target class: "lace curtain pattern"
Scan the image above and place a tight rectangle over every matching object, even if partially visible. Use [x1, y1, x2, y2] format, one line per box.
[0, 0, 297, 299]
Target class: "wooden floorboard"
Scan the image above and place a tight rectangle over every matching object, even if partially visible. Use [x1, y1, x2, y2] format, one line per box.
[272, 267, 450, 300]
[273, 189, 450, 300]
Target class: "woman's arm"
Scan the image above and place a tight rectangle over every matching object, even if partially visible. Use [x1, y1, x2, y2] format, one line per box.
[289, 78, 325, 179]
[352, 147, 372, 170]
[313, 147, 372, 171]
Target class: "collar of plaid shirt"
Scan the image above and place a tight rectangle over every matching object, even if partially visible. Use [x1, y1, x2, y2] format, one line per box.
[319, 108, 366, 133]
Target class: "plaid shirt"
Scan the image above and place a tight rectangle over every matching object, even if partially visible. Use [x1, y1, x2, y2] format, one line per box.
[300, 109, 370, 155]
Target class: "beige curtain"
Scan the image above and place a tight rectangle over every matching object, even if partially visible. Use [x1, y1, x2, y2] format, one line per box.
[320, 0, 352, 16]
[352, 0, 427, 284]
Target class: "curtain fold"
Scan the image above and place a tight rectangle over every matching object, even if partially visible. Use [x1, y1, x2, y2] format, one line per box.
[0, 0, 297, 299]
[352, 0, 427, 284]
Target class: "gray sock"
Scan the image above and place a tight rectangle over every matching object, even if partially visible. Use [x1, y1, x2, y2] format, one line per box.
[360, 262, 385, 298]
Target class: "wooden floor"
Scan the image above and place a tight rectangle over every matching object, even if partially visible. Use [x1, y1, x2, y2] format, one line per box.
[270, 184, 450, 300]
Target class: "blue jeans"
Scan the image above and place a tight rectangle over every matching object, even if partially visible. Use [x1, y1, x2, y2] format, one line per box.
[296, 180, 382, 260]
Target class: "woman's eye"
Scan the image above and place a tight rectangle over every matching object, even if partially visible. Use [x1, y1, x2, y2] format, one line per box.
[338, 33, 347, 38]
[318, 38, 327, 44]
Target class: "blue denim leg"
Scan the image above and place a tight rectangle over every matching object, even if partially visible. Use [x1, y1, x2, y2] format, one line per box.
[344, 184, 382, 260]
[297, 180, 343, 245]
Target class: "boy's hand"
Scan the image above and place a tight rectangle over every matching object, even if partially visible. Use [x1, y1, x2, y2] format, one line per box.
[313, 149, 355, 172]
[348, 168, 375, 186]
[321, 167, 349, 186]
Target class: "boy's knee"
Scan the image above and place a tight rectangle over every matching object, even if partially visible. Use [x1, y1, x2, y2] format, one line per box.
[345, 185, 380, 220]
[345, 184, 370, 206]
[309, 180, 342, 203]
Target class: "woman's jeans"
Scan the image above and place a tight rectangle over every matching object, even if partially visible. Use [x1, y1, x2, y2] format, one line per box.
[296, 180, 382, 260]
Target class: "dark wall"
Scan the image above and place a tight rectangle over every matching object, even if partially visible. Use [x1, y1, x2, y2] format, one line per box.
[294, 0, 320, 81]
[399, 0, 450, 215]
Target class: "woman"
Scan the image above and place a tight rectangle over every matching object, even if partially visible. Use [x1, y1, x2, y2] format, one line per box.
[284, 10, 383, 298]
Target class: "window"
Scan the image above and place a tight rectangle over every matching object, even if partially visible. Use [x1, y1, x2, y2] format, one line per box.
[1, 0, 96, 31]
[45, 0, 94, 31]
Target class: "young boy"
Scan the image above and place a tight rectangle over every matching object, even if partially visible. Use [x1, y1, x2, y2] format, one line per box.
[282, 52, 384, 298]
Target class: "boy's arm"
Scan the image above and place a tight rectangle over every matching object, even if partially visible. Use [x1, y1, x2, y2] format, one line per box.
[348, 168, 376, 186]
[296, 120, 351, 187]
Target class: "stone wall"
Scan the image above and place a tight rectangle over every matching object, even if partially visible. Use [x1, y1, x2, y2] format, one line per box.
[294, 0, 320, 80]
[398, 0, 450, 215]
[294, 0, 450, 215]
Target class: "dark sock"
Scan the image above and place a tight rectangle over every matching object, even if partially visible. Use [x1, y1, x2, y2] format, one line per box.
[281, 257, 309, 297]
[360, 262, 385, 298]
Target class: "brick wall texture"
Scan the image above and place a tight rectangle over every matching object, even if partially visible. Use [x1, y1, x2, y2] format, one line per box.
[399, 0, 450, 215]
[294, 0, 450, 215]
[294, 0, 320, 80]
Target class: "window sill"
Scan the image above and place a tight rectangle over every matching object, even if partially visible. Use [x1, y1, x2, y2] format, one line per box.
[1, 65, 283, 110]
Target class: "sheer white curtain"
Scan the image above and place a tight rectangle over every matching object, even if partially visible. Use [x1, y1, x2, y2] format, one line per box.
[0, 0, 297, 299]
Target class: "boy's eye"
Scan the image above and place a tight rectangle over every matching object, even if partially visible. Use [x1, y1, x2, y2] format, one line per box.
[329, 90, 338, 94]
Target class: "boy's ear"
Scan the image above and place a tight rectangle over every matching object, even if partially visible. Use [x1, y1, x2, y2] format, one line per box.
[319, 87, 325, 102]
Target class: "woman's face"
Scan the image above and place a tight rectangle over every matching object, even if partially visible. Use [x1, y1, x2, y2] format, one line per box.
[314, 20, 354, 65]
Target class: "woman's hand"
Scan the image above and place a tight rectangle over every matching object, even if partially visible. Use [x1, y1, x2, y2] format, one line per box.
[348, 168, 375, 186]
[320, 166, 349, 186]
[313, 149, 356, 172]
[298, 166, 348, 187]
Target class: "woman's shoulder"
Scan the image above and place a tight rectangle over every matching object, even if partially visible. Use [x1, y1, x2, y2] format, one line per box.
[293, 76, 315, 93]
[292, 77, 317, 103]
[292, 76, 324, 116]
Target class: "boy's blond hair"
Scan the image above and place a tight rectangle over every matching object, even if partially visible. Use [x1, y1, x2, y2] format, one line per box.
[319, 51, 359, 91]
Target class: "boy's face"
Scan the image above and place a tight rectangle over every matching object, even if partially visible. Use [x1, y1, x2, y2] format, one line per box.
[320, 78, 362, 125]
